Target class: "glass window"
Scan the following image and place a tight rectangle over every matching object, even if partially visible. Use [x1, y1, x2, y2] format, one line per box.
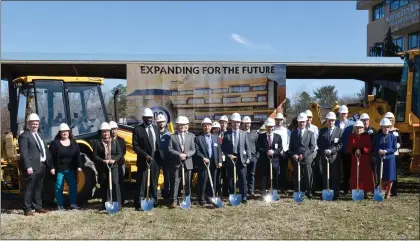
[67, 84, 106, 136]
[242, 97, 255, 102]
[396, 57, 409, 122]
[390, 0, 409, 11]
[231, 85, 250, 93]
[254, 113, 268, 121]
[393, 37, 404, 51]
[408, 32, 419, 50]
[257, 95, 267, 102]
[373, 2, 385, 21]
[212, 88, 229, 94]
[252, 85, 267, 91]
[412, 56, 420, 118]
[33, 81, 67, 142]
[171, 90, 178, 96]
[194, 88, 211, 95]
[205, 98, 222, 104]
[16, 85, 36, 136]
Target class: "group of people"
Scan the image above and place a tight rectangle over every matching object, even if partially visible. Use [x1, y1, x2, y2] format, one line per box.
[18, 104, 399, 215]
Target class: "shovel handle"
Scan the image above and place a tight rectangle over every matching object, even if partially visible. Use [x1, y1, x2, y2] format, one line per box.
[379, 157, 384, 191]
[356, 155, 360, 191]
[269, 156, 273, 192]
[233, 162, 237, 195]
[146, 165, 151, 199]
[326, 156, 330, 191]
[108, 167, 113, 203]
[205, 162, 216, 198]
[297, 161, 301, 193]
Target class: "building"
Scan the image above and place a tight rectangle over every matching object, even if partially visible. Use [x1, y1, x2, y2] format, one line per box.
[357, 0, 420, 56]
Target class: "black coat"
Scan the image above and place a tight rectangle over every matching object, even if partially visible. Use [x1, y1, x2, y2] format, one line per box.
[132, 123, 163, 168]
[49, 138, 82, 171]
[18, 130, 52, 172]
[256, 132, 283, 168]
[93, 139, 121, 169]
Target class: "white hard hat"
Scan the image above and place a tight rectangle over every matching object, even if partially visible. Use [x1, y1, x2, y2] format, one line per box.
[201, 117, 212, 125]
[100, 122, 111, 131]
[259, 124, 266, 133]
[109, 121, 118, 129]
[59, 123, 70, 131]
[176, 116, 189, 124]
[28, 113, 40, 122]
[142, 108, 154, 117]
[219, 115, 228, 122]
[304, 110, 313, 117]
[156, 114, 166, 122]
[212, 122, 221, 129]
[384, 112, 395, 119]
[354, 120, 364, 127]
[275, 113, 284, 119]
[264, 118, 275, 127]
[231, 113, 241, 122]
[297, 112, 308, 122]
[360, 113, 370, 120]
[325, 111, 336, 120]
[339, 105, 349, 114]
[242, 116, 251, 123]
[380, 118, 392, 126]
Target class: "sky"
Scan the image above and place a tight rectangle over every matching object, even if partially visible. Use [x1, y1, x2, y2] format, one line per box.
[1, 1, 404, 98]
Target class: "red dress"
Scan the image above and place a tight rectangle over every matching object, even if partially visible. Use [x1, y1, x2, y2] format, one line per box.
[346, 133, 375, 192]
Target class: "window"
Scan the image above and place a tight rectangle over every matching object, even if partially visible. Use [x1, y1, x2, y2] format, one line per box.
[396, 57, 409, 122]
[212, 88, 229, 94]
[254, 113, 268, 121]
[16, 85, 36, 136]
[205, 98, 222, 104]
[231, 85, 250, 93]
[195, 115, 211, 120]
[372, 2, 385, 21]
[257, 95, 267, 102]
[242, 97, 255, 102]
[390, 0, 409, 11]
[252, 85, 267, 91]
[223, 97, 241, 104]
[214, 114, 222, 120]
[393, 37, 404, 51]
[171, 90, 178, 96]
[173, 99, 187, 105]
[187, 98, 204, 105]
[408, 32, 419, 50]
[179, 90, 193, 95]
[194, 88, 211, 95]
[412, 56, 420, 118]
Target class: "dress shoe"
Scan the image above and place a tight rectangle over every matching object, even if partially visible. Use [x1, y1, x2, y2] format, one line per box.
[170, 203, 177, 209]
[35, 209, 47, 214]
[24, 211, 35, 216]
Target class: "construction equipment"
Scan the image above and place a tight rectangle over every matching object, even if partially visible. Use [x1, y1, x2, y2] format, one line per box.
[309, 48, 420, 174]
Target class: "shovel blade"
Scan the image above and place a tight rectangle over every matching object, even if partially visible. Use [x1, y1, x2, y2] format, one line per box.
[293, 192, 305, 203]
[141, 198, 154, 211]
[352, 189, 364, 201]
[264, 190, 279, 202]
[229, 194, 242, 206]
[180, 195, 191, 209]
[105, 201, 119, 214]
[373, 188, 385, 202]
[211, 197, 223, 208]
[322, 189, 334, 201]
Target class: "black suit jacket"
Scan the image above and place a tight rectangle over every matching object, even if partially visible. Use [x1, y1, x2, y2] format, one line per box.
[317, 127, 344, 163]
[93, 139, 121, 169]
[18, 130, 52, 172]
[246, 130, 259, 160]
[195, 133, 223, 169]
[256, 132, 283, 167]
[289, 129, 316, 164]
[132, 123, 163, 168]
[222, 129, 251, 167]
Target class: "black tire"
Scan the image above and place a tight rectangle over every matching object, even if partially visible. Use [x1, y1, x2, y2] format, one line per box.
[75, 153, 98, 205]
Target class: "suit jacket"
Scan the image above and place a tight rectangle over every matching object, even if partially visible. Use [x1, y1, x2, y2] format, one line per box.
[256, 132, 283, 167]
[49, 138, 82, 171]
[317, 127, 344, 163]
[168, 131, 196, 170]
[132, 123, 163, 168]
[289, 128, 316, 164]
[335, 119, 355, 151]
[116, 136, 127, 165]
[246, 130, 259, 160]
[18, 130, 52, 172]
[221, 129, 251, 167]
[194, 133, 223, 169]
[93, 139, 121, 169]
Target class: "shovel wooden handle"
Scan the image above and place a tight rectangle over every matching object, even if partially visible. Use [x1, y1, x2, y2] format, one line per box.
[269, 156, 273, 193]
[326, 156, 330, 191]
[146, 165, 151, 199]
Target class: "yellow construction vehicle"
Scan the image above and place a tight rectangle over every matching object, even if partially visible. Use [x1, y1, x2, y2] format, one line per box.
[309, 48, 420, 173]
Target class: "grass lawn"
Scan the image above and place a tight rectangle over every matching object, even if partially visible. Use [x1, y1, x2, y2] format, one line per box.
[2, 174, 419, 240]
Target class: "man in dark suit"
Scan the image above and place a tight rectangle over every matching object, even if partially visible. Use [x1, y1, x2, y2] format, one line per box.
[256, 118, 283, 196]
[18, 113, 52, 216]
[289, 112, 316, 198]
[195, 118, 223, 205]
[217, 115, 229, 197]
[221, 113, 251, 203]
[317, 112, 344, 200]
[132, 108, 163, 210]
[242, 116, 259, 196]
[167, 116, 196, 208]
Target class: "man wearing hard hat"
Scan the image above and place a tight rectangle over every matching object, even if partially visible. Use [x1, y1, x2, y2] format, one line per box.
[218, 115, 229, 138]
[167, 116, 196, 208]
[18, 113, 52, 216]
[289, 112, 316, 198]
[335, 105, 355, 194]
[221, 113, 251, 203]
[273, 113, 291, 194]
[317, 112, 344, 200]
[132, 108, 164, 210]
[195, 118, 223, 205]
[304, 110, 319, 194]
[242, 116, 258, 196]
[109, 121, 127, 206]
[155, 114, 172, 199]
[218, 115, 229, 197]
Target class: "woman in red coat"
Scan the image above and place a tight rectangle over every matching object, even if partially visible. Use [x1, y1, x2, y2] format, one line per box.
[346, 120, 375, 198]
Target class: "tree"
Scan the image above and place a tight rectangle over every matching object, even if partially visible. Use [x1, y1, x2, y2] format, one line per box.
[106, 84, 127, 120]
[313, 85, 338, 107]
[283, 97, 292, 117]
[370, 27, 402, 57]
[295, 91, 314, 114]
[357, 87, 365, 102]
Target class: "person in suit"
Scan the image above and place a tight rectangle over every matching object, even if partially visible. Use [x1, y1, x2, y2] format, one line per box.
[335, 105, 355, 194]
[317, 112, 344, 200]
[195, 118, 223, 205]
[273, 113, 290, 194]
[360, 113, 377, 184]
[289, 112, 316, 198]
[256, 118, 283, 197]
[167, 116, 196, 208]
[155, 114, 172, 200]
[374, 118, 398, 199]
[217, 115, 229, 197]
[132, 108, 163, 210]
[242, 116, 259, 196]
[221, 113, 251, 203]
[18, 113, 52, 216]
[305, 110, 320, 194]
[93, 122, 122, 210]
[49, 123, 82, 210]
[109, 121, 127, 207]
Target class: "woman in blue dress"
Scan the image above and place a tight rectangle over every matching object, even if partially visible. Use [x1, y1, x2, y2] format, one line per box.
[374, 118, 398, 200]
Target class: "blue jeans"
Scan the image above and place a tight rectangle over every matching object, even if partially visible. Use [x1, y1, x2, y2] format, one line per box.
[55, 170, 77, 206]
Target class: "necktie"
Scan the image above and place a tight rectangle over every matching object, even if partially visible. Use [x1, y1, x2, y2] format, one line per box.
[147, 126, 155, 153]
[268, 135, 273, 149]
[34, 133, 45, 158]
[330, 128, 333, 137]
[206, 134, 212, 158]
[181, 133, 185, 152]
